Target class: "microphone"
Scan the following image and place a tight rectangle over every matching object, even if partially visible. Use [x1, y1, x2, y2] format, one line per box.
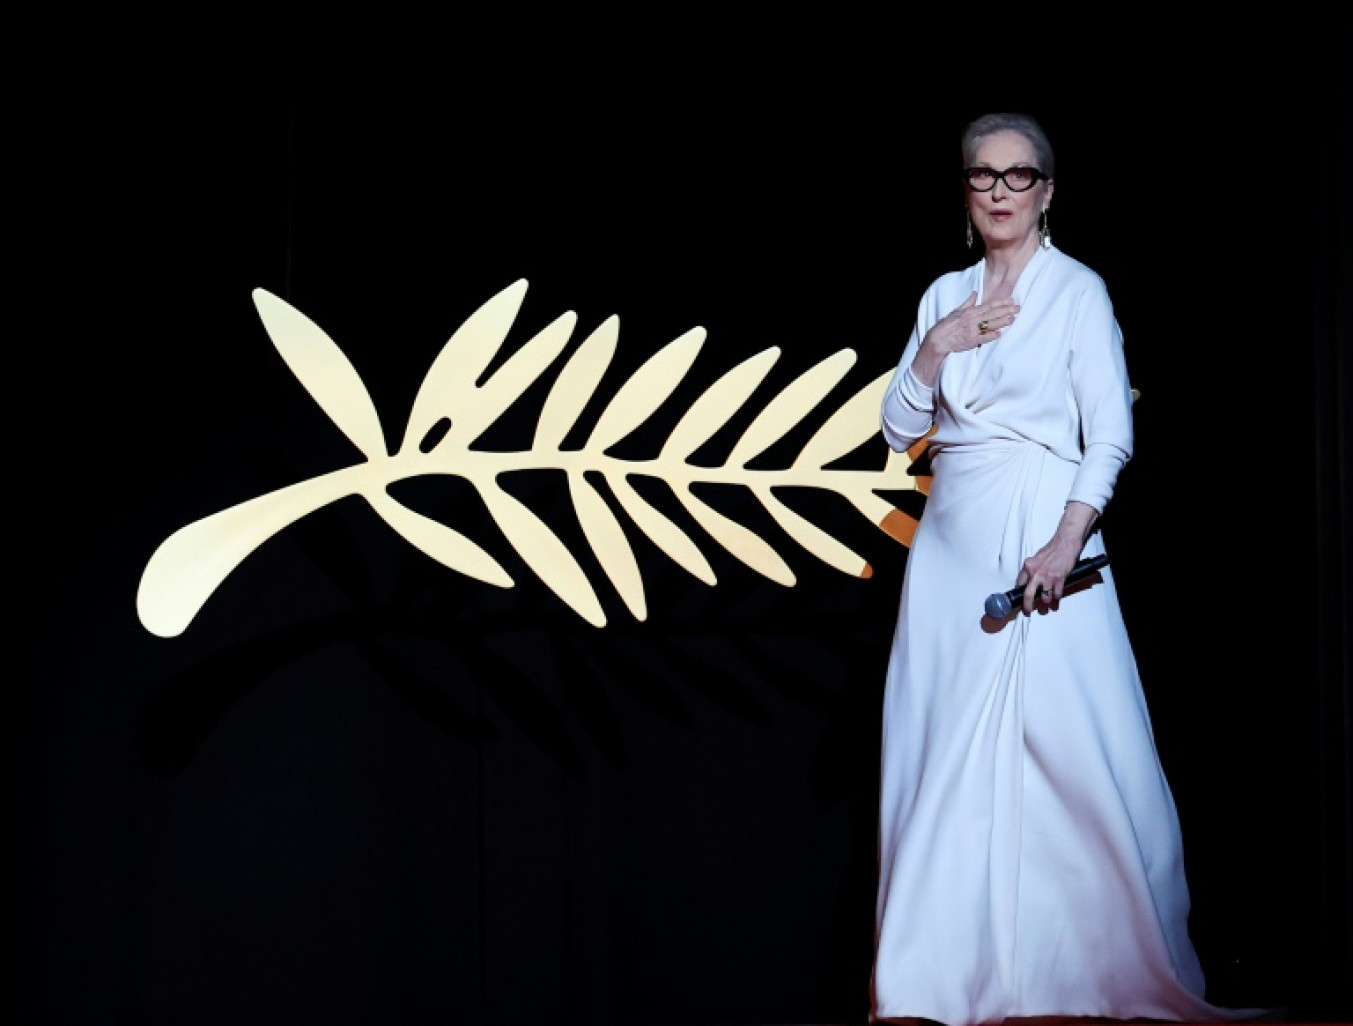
[984, 553, 1109, 619]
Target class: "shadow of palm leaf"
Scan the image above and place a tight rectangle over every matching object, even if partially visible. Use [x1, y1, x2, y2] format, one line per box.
[137, 606, 496, 777]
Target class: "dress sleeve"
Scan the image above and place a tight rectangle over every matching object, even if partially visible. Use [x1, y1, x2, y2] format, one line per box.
[880, 317, 936, 452]
[1066, 278, 1134, 513]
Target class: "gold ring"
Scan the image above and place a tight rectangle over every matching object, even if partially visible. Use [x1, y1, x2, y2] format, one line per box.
[978, 320, 990, 334]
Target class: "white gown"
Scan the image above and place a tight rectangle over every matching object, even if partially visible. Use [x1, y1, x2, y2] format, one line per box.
[871, 246, 1255, 1025]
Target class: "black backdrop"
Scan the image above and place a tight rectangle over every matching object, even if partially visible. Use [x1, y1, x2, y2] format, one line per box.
[11, 34, 1350, 1026]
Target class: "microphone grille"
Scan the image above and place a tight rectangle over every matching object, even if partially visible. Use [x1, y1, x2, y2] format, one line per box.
[984, 592, 1011, 619]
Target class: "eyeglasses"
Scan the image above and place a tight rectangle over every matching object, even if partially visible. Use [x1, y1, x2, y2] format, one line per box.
[963, 166, 1048, 193]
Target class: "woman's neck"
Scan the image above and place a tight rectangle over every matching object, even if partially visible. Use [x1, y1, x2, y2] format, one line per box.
[983, 236, 1041, 299]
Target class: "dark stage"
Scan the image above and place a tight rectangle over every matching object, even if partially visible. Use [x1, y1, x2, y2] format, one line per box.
[9, 32, 1350, 1026]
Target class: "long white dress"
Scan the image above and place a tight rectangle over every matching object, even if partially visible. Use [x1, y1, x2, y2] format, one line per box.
[872, 245, 1253, 1025]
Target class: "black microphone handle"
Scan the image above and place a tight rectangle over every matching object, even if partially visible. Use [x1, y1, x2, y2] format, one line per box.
[984, 553, 1110, 619]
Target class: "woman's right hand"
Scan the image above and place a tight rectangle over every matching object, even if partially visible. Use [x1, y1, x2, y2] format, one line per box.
[909, 293, 1017, 389]
[909, 292, 1020, 388]
[924, 291, 1020, 357]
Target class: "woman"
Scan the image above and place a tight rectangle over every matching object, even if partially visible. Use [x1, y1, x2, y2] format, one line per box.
[871, 113, 1258, 1024]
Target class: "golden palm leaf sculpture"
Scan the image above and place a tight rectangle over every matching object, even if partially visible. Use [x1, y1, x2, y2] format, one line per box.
[136, 279, 929, 636]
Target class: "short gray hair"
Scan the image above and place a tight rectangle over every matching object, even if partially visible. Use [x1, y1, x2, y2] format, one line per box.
[961, 113, 1055, 179]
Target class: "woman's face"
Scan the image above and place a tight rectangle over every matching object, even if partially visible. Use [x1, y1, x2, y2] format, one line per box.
[966, 129, 1052, 251]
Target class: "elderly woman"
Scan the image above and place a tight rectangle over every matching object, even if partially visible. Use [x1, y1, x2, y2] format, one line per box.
[870, 112, 1262, 1025]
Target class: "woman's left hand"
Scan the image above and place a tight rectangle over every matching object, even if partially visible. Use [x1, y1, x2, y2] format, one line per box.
[1015, 502, 1100, 613]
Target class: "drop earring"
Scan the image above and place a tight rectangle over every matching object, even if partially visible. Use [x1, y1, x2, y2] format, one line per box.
[1038, 209, 1051, 249]
[966, 210, 973, 249]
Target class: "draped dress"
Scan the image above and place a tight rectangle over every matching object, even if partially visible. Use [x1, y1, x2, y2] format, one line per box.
[871, 245, 1255, 1024]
